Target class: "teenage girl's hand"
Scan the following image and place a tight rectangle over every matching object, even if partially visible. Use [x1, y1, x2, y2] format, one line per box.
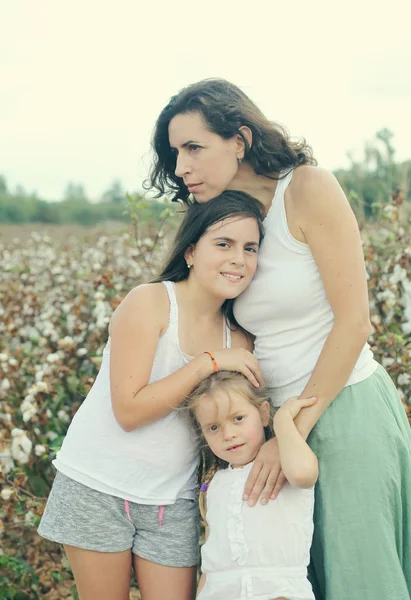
[243, 437, 286, 506]
[275, 396, 318, 423]
[210, 348, 264, 388]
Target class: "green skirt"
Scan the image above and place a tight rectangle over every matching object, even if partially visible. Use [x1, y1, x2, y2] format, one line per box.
[307, 364, 411, 600]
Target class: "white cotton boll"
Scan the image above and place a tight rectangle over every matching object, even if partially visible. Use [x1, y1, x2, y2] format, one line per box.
[11, 429, 32, 464]
[57, 410, 69, 422]
[76, 348, 87, 357]
[8, 357, 18, 367]
[1, 379, 10, 391]
[1, 488, 13, 501]
[46, 431, 58, 441]
[0, 353, 8, 362]
[397, 373, 411, 386]
[33, 381, 48, 394]
[24, 510, 35, 524]
[59, 336, 74, 348]
[382, 357, 395, 368]
[35, 371, 44, 383]
[21, 403, 38, 423]
[0, 448, 14, 474]
[46, 353, 60, 363]
[34, 444, 46, 457]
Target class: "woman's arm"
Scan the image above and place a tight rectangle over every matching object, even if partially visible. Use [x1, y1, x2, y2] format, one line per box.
[290, 166, 372, 438]
[244, 166, 371, 504]
[274, 397, 318, 488]
[110, 284, 263, 432]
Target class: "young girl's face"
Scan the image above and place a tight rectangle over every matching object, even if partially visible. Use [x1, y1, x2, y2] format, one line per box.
[185, 216, 260, 301]
[194, 391, 270, 468]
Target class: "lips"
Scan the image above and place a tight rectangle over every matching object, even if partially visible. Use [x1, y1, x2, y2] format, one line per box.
[221, 272, 244, 282]
[227, 443, 245, 452]
[187, 183, 202, 193]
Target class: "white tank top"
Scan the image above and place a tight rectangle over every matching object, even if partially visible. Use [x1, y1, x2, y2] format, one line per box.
[234, 169, 377, 406]
[54, 281, 232, 504]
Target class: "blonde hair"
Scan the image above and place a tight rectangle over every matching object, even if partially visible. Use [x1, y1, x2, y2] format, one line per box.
[187, 371, 274, 521]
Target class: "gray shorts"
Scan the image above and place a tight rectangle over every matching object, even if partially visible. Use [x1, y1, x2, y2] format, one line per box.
[38, 471, 199, 567]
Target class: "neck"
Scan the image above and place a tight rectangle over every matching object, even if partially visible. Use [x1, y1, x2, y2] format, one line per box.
[175, 278, 225, 321]
[226, 162, 278, 214]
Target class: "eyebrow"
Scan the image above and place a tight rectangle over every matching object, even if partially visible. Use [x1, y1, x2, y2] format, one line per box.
[170, 139, 200, 150]
[212, 236, 259, 247]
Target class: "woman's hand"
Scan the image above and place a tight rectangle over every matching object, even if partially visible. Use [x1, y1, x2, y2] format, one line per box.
[211, 348, 264, 388]
[243, 437, 286, 506]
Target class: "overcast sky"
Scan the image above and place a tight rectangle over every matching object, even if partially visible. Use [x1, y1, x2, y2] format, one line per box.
[1, 0, 411, 201]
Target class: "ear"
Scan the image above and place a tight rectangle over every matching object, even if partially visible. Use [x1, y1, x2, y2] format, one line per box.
[184, 245, 195, 266]
[236, 125, 253, 158]
[260, 401, 271, 427]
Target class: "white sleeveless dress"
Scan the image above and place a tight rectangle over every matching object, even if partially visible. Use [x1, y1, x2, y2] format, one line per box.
[198, 463, 315, 600]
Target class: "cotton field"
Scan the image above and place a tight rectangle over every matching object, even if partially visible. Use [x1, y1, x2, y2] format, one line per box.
[0, 211, 410, 598]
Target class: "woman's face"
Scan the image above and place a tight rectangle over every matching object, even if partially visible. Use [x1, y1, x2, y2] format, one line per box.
[168, 111, 241, 203]
[186, 216, 260, 300]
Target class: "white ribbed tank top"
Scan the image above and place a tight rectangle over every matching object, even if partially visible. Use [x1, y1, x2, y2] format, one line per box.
[234, 169, 377, 406]
[54, 281, 231, 504]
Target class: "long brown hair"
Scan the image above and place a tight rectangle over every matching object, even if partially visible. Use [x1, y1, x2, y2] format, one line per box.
[147, 78, 317, 203]
[187, 371, 274, 521]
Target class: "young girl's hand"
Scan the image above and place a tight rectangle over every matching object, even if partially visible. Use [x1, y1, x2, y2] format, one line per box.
[275, 396, 317, 422]
[210, 348, 264, 388]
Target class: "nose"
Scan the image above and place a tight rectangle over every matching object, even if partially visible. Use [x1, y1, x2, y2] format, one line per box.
[223, 422, 236, 441]
[229, 247, 245, 266]
[175, 152, 191, 178]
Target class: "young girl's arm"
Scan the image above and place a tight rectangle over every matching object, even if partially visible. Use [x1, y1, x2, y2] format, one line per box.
[273, 397, 319, 488]
[110, 284, 262, 432]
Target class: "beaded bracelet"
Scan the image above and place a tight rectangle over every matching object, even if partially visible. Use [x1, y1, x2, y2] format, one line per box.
[204, 351, 219, 373]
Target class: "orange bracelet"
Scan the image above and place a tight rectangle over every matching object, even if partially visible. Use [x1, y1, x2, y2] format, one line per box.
[204, 351, 219, 373]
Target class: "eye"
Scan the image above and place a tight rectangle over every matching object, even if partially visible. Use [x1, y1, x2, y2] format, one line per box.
[189, 144, 201, 152]
[217, 242, 230, 248]
[234, 415, 245, 423]
[245, 246, 258, 254]
[209, 424, 219, 433]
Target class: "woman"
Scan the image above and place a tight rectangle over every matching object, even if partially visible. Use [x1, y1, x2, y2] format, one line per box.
[148, 78, 411, 600]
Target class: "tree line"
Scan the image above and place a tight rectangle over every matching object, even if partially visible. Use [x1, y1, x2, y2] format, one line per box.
[1, 129, 410, 225]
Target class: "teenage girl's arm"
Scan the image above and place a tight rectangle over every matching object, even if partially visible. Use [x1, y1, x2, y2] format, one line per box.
[109, 284, 263, 431]
[244, 166, 371, 504]
[273, 397, 319, 488]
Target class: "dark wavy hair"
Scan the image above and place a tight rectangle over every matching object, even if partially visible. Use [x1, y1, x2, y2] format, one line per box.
[152, 190, 264, 329]
[147, 78, 317, 204]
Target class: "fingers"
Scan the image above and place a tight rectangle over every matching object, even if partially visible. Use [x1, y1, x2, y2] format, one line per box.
[260, 470, 281, 505]
[298, 396, 317, 407]
[243, 461, 262, 503]
[270, 471, 287, 500]
[244, 464, 272, 507]
[242, 366, 260, 388]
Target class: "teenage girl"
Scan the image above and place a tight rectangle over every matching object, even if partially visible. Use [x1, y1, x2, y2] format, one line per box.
[188, 371, 318, 600]
[38, 191, 264, 600]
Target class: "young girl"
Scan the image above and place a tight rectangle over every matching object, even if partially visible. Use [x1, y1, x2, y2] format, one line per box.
[38, 191, 265, 600]
[188, 371, 318, 600]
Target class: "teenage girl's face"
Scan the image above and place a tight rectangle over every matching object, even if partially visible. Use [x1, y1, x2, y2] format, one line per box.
[168, 111, 242, 203]
[185, 216, 260, 300]
[195, 391, 270, 468]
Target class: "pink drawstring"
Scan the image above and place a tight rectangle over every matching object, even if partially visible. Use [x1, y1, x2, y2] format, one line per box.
[158, 505, 165, 528]
[124, 500, 131, 521]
